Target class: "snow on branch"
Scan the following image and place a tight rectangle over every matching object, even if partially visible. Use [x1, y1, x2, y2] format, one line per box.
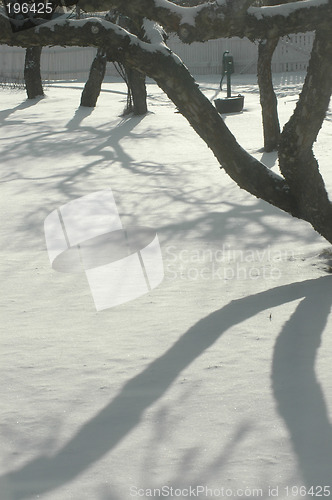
[0, 13, 183, 65]
[77, 0, 332, 42]
[153, 0, 207, 26]
[248, 0, 329, 20]
[142, 18, 167, 46]
[2, 0, 330, 43]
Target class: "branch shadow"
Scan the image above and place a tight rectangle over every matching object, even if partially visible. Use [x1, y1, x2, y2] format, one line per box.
[2, 98, 312, 257]
[97, 420, 252, 500]
[0, 96, 44, 123]
[49, 83, 128, 97]
[0, 88, 324, 255]
[1, 276, 331, 499]
[272, 280, 332, 486]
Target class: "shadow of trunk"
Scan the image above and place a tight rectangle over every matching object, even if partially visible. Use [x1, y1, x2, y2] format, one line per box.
[272, 284, 332, 486]
[2, 277, 331, 499]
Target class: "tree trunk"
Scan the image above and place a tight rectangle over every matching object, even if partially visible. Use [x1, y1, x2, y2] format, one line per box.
[80, 49, 107, 107]
[24, 46, 44, 99]
[125, 66, 148, 115]
[257, 37, 280, 152]
[278, 27, 332, 243]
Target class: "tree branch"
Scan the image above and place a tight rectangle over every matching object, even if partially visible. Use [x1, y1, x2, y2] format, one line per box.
[76, 0, 332, 42]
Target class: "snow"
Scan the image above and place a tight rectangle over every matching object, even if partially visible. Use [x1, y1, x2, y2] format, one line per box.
[154, 0, 206, 26]
[142, 19, 166, 47]
[142, 19, 184, 65]
[0, 72, 332, 500]
[248, 0, 329, 19]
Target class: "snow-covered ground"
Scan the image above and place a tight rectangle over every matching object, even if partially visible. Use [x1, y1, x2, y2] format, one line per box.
[1, 73, 332, 500]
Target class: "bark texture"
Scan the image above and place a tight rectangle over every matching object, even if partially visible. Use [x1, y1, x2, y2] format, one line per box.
[279, 27, 332, 242]
[125, 67, 148, 115]
[80, 48, 107, 107]
[257, 37, 280, 152]
[24, 46, 44, 99]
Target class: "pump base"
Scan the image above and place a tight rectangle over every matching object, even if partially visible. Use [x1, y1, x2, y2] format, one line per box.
[214, 95, 244, 114]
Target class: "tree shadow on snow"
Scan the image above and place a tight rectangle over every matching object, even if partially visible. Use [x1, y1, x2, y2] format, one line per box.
[65, 105, 95, 129]
[97, 420, 251, 500]
[0, 96, 44, 123]
[1, 276, 332, 498]
[272, 282, 332, 485]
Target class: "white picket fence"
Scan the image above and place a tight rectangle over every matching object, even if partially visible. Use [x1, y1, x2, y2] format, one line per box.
[0, 32, 314, 83]
[168, 32, 314, 74]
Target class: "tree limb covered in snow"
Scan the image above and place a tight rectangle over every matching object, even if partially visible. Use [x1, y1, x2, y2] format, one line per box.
[76, 0, 332, 42]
